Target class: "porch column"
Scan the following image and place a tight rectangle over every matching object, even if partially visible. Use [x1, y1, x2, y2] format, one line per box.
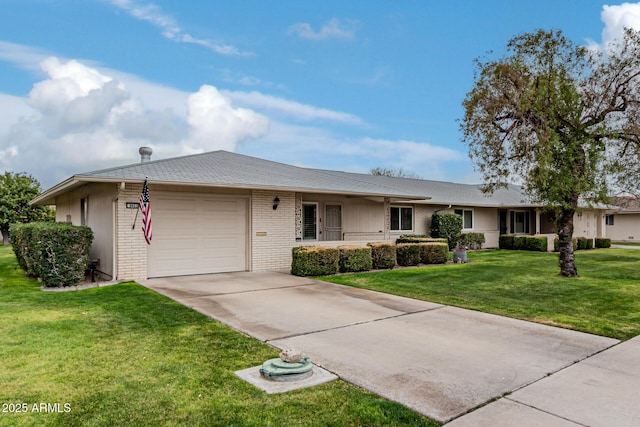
[294, 193, 302, 241]
[384, 197, 390, 240]
[535, 210, 541, 234]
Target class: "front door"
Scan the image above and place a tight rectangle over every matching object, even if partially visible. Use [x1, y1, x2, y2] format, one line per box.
[325, 205, 342, 241]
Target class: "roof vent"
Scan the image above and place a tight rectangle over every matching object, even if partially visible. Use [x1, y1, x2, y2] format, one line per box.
[139, 146, 153, 163]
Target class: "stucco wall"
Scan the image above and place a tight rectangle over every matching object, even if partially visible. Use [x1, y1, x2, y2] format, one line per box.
[54, 182, 116, 279]
[604, 213, 640, 241]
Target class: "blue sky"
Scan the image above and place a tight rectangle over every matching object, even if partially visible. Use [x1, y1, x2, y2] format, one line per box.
[1, 0, 639, 189]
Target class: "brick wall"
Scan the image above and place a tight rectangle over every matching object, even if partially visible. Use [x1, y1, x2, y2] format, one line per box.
[251, 190, 296, 271]
[115, 183, 148, 281]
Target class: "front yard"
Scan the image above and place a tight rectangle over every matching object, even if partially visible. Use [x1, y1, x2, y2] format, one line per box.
[321, 249, 640, 341]
[0, 246, 434, 427]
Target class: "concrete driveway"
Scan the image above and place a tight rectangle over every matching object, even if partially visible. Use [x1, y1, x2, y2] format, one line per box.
[143, 272, 620, 424]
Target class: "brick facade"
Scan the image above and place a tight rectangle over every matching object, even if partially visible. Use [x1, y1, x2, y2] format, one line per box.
[115, 183, 148, 281]
[251, 190, 296, 271]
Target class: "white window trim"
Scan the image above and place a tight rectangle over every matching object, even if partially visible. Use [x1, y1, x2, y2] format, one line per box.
[302, 202, 319, 241]
[455, 208, 474, 231]
[390, 205, 414, 232]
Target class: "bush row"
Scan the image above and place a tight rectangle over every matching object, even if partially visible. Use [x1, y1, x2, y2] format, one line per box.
[553, 237, 611, 251]
[499, 234, 548, 252]
[458, 232, 486, 250]
[291, 241, 449, 276]
[10, 222, 94, 287]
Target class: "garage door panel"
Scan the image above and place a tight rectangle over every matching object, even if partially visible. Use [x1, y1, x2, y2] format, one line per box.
[148, 192, 248, 277]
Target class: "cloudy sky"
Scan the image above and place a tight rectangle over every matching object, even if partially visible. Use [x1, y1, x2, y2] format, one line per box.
[1, 1, 640, 189]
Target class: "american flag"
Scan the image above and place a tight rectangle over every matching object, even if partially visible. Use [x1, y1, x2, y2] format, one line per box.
[139, 179, 152, 245]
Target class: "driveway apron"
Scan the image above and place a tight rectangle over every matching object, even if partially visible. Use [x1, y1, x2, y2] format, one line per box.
[143, 272, 618, 423]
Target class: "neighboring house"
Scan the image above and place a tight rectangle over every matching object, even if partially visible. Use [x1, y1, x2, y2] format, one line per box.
[31, 149, 608, 281]
[605, 197, 640, 242]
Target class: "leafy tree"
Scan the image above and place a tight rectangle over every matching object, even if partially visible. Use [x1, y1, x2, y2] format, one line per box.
[461, 29, 640, 277]
[0, 172, 55, 246]
[370, 167, 422, 179]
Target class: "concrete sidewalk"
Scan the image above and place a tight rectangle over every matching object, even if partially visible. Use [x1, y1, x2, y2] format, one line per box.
[142, 272, 636, 425]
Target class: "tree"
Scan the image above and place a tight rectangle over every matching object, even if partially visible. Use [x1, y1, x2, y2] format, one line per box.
[461, 29, 640, 277]
[0, 172, 55, 246]
[370, 167, 422, 179]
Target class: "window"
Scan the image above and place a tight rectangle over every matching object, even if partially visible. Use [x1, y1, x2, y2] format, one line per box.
[80, 197, 88, 226]
[302, 203, 317, 240]
[454, 209, 473, 230]
[391, 206, 413, 231]
[512, 210, 530, 234]
[606, 214, 615, 226]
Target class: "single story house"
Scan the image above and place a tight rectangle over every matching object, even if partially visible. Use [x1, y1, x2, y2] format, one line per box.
[31, 149, 609, 281]
[605, 197, 640, 242]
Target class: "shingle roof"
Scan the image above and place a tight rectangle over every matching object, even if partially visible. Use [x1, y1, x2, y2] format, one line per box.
[33, 150, 535, 207]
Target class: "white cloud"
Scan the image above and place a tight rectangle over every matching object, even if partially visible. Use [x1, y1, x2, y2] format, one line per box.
[224, 90, 365, 125]
[105, 0, 253, 56]
[183, 85, 269, 152]
[241, 121, 466, 180]
[288, 18, 359, 40]
[0, 58, 270, 186]
[588, 2, 640, 49]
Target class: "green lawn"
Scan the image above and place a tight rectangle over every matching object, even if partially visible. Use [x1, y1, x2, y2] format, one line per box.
[321, 249, 640, 341]
[0, 246, 436, 427]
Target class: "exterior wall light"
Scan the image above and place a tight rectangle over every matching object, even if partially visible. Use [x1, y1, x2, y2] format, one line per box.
[273, 197, 280, 210]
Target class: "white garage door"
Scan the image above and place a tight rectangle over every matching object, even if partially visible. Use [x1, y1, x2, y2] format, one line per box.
[148, 192, 248, 277]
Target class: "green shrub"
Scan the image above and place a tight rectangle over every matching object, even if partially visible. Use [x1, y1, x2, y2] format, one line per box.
[595, 238, 612, 248]
[499, 234, 515, 250]
[458, 232, 485, 250]
[367, 242, 397, 269]
[338, 245, 373, 273]
[430, 213, 463, 250]
[513, 235, 527, 250]
[524, 236, 548, 252]
[419, 242, 448, 264]
[10, 222, 93, 286]
[9, 223, 29, 273]
[396, 243, 421, 266]
[395, 235, 448, 244]
[291, 246, 339, 276]
[576, 237, 593, 250]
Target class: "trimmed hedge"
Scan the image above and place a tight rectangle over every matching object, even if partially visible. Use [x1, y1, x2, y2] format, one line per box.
[577, 237, 593, 250]
[499, 234, 515, 249]
[553, 237, 600, 251]
[10, 222, 94, 287]
[395, 235, 448, 244]
[419, 242, 448, 264]
[595, 238, 612, 248]
[367, 242, 397, 269]
[458, 232, 485, 250]
[396, 243, 421, 266]
[338, 245, 373, 273]
[430, 213, 463, 250]
[291, 246, 339, 276]
[499, 234, 547, 252]
[522, 236, 548, 252]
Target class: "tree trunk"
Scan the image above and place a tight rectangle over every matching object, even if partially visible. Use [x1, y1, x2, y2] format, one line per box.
[557, 208, 578, 277]
[1, 227, 8, 246]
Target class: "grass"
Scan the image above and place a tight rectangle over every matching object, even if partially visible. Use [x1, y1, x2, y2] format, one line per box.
[0, 246, 436, 427]
[321, 249, 640, 341]
[612, 241, 640, 247]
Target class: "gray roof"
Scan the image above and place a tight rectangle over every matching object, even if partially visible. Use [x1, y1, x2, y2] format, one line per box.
[315, 170, 533, 207]
[33, 149, 535, 207]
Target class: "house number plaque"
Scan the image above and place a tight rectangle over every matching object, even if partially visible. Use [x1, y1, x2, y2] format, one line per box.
[126, 202, 140, 209]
